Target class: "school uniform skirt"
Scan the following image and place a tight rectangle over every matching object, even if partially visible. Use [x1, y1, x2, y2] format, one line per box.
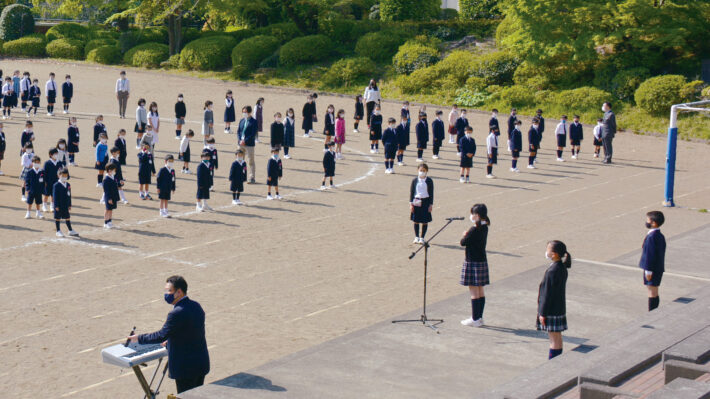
[95, 158, 108, 170]
[593, 137, 603, 146]
[19, 167, 29, 181]
[135, 122, 146, 134]
[2, 95, 12, 107]
[138, 171, 152, 185]
[460, 155, 473, 168]
[324, 166, 335, 178]
[68, 143, 79, 153]
[105, 200, 117, 210]
[54, 208, 70, 220]
[302, 117, 313, 132]
[369, 129, 381, 141]
[384, 144, 397, 159]
[230, 180, 244, 193]
[224, 107, 236, 123]
[283, 131, 295, 148]
[0, 149, 4, 160]
[175, 117, 185, 125]
[488, 148, 498, 164]
[460, 261, 490, 286]
[410, 197, 432, 223]
[556, 134, 566, 147]
[179, 147, 191, 163]
[197, 187, 210, 200]
[417, 141, 427, 150]
[158, 190, 171, 201]
[47, 90, 56, 103]
[643, 271, 663, 286]
[536, 314, 568, 332]
[202, 122, 214, 136]
[63, 96, 71, 104]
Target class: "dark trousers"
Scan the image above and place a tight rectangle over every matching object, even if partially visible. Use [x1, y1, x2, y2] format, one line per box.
[602, 135, 614, 162]
[176, 375, 205, 393]
[117, 91, 129, 117]
[366, 101, 376, 126]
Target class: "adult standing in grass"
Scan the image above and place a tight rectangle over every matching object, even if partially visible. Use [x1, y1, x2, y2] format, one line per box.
[115, 71, 130, 119]
[363, 79, 381, 128]
[601, 102, 616, 164]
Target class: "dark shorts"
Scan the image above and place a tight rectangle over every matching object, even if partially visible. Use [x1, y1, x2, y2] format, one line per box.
[460, 155, 473, 168]
[21, 92, 28, 101]
[54, 209, 70, 219]
[644, 271, 663, 286]
[158, 191, 171, 200]
[384, 144, 397, 159]
[138, 173, 152, 185]
[63, 97, 72, 104]
[27, 191, 42, 205]
[570, 139, 581, 146]
[488, 150, 497, 165]
[556, 135, 566, 147]
[460, 261, 489, 286]
[230, 182, 244, 192]
[398, 144, 407, 151]
[536, 314, 567, 332]
[529, 144, 538, 152]
[95, 160, 108, 170]
[135, 122, 146, 134]
[2, 96, 12, 107]
[0, 150, 4, 160]
[179, 149, 190, 163]
[31, 98, 40, 107]
[47, 90, 56, 103]
[267, 180, 279, 187]
[593, 138, 602, 146]
[512, 150, 520, 158]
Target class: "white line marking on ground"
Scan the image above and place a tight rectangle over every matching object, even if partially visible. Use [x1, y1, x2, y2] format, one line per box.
[576, 258, 710, 282]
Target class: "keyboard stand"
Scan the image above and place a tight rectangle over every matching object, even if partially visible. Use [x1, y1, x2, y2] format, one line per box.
[133, 357, 169, 399]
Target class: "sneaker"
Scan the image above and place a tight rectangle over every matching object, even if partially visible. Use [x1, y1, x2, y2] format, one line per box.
[510, 167, 519, 172]
[465, 178, 470, 183]
[416, 158, 423, 163]
[196, 205, 204, 212]
[122, 200, 129, 205]
[140, 193, 146, 200]
[24, 211, 31, 219]
[209, 186, 214, 192]
[175, 136, 181, 140]
[104, 223, 111, 229]
[184, 169, 192, 174]
[47, 112, 52, 116]
[473, 318, 484, 327]
[68, 230, 79, 237]
[145, 194, 153, 200]
[527, 164, 536, 169]
[369, 149, 375, 154]
[413, 237, 420, 244]
[557, 158, 565, 162]
[70, 163, 78, 167]
[275, 194, 282, 200]
[353, 129, 358, 133]
[62, 110, 67, 114]
[304, 134, 310, 138]
[249, 178, 256, 184]
[375, 149, 380, 154]
[320, 185, 326, 191]
[136, 145, 141, 150]
[56, 231, 65, 237]
[594, 153, 599, 158]
[456, 152, 462, 157]
[449, 138, 455, 144]
[461, 317, 475, 326]
[99, 198, 105, 204]
[235, 199, 243, 205]
[459, 177, 465, 183]
[36, 211, 43, 219]
[284, 154, 291, 159]
[21, 196, 26, 202]
[0, 170, 4, 175]
[486, 174, 495, 179]
[232, 199, 240, 205]
[432, 155, 439, 159]
[266, 194, 274, 200]
[26, 112, 30, 118]
[41, 203, 47, 212]
[384, 169, 390, 174]
[571, 155, 578, 159]
[203, 204, 213, 211]
[419, 238, 427, 245]
[162, 211, 170, 218]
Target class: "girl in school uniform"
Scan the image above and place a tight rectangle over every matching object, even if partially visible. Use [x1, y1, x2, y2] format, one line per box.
[2, 76, 14, 119]
[321, 141, 336, 190]
[108, 146, 128, 204]
[323, 104, 335, 151]
[554, 115, 568, 162]
[448, 104, 459, 144]
[137, 142, 156, 200]
[156, 154, 176, 218]
[135, 98, 147, 149]
[363, 79, 380, 127]
[415, 112, 429, 163]
[0, 122, 5, 175]
[382, 117, 398, 174]
[202, 101, 214, 142]
[61, 75, 73, 114]
[229, 149, 247, 205]
[67, 117, 80, 166]
[204, 137, 218, 191]
[20, 72, 30, 114]
[29, 78, 40, 116]
[20, 143, 34, 202]
[56, 139, 69, 167]
[431, 110, 445, 160]
[179, 129, 194, 174]
[148, 102, 160, 147]
[115, 129, 127, 165]
[24, 155, 45, 219]
[102, 163, 120, 228]
[255, 97, 264, 143]
[266, 147, 282, 200]
[486, 125, 498, 179]
[460, 203, 491, 327]
[354, 95, 364, 133]
[224, 90, 236, 134]
[510, 120, 522, 173]
[43, 148, 63, 212]
[175, 94, 186, 139]
[196, 150, 213, 212]
[395, 115, 410, 166]
[45, 72, 57, 116]
[334, 109, 346, 159]
[410, 163, 433, 244]
[20, 121, 35, 155]
[95, 132, 109, 189]
[369, 104, 383, 153]
[592, 118, 603, 158]
[52, 168, 78, 237]
[527, 117, 541, 169]
[93, 115, 107, 147]
[459, 126, 476, 183]
[537, 240, 572, 360]
[283, 108, 295, 159]
[270, 112, 285, 150]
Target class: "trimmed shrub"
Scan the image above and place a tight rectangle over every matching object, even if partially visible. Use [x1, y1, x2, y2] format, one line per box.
[46, 38, 84, 60]
[45, 22, 89, 42]
[551, 87, 611, 111]
[322, 57, 376, 87]
[354, 30, 409, 62]
[84, 38, 117, 57]
[680, 80, 705, 102]
[2, 35, 46, 57]
[392, 42, 439, 74]
[490, 85, 535, 109]
[182, 27, 202, 44]
[440, 8, 459, 20]
[635, 75, 686, 115]
[123, 42, 170, 68]
[89, 29, 120, 41]
[610, 67, 650, 102]
[161, 54, 181, 69]
[396, 65, 440, 94]
[379, 0, 439, 21]
[279, 35, 333, 67]
[258, 51, 280, 68]
[0, 4, 34, 41]
[435, 50, 476, 85]
[118, 28, 169, 52]
[260, 22, 302, 43]
[231, 35, 280, 77]
[179, 35, 237, 71]
[459, 0, 500, 19]
[86, 45, 122, 65]
[702, 86, 710, 100]
[469, 51, 519, 85]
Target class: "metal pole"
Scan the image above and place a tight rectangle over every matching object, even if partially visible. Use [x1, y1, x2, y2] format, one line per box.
[664, 105, 678, 207]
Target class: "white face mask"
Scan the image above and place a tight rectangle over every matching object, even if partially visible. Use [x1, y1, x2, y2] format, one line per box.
[237, 157, 243, 162]
[208, 145, 215, 150]
[33, 163, 40, 169]
[328, 109, 334, 114]
[601, 106, 606, 112]
[287, 113, 293, 118]
[545, 252, 552, 260]
[465, 133, 471, 138]
[100, 139, 107, 144]
[373, 110, 380, 115]
[109, 172, 115, 178]
[208, 106, 213, 111]
[418, 171, 426, 178]
[66, 79, 70, 83]
[533, 124, 539, 129]
[242, 112, 247, 118]
[461, 113, 467, 118]
[167, 162, 174, 168]
[58, 144, 65, 149]
[51, 155, 57, 160]
[275, 118, 281, 122]
[389, 124, 396, 129]
[470, 214, 476, 224]
[178, 97, 183, 102]
[60, 177, 67, 183]
[25, 149, 32, 154]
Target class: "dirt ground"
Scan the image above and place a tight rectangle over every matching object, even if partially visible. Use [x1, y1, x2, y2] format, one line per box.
[0, 59, 708, 399]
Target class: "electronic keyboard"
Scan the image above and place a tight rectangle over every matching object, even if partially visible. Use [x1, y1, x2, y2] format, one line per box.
[102, 342, 167, 368]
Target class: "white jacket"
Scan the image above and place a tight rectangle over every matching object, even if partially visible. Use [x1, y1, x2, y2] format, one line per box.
[363, 87, 381, 103]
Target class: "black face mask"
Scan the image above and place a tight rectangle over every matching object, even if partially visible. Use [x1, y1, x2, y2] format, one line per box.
[645, 222, 653, 229]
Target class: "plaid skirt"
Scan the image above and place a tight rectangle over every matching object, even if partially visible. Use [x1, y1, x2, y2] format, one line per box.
[460, 261, 489, 286]
[536, 314, 568, 332]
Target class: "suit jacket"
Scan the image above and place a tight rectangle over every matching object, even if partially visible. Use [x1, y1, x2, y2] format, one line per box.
[25, 168, 45, 194]
[322, 150, 336, 174]
[157, 167, 176, 193]
[489, 117, 499, 132]
[270, 122, 284, 146]
[507, 114, 517, 138]
[62, 82, 73, 98]
[432, 119, 445, 141]
[538, 116, 545, 135]
[102, 175, 120, 203]
[459, 136, 476, 157]
[528, 126, 541, 147]
[114, 137, 127, 164]
[415, 120, 429, 145]
[197, 162, 211, 190]
[138, 297, 210, 380]
[569, 122, 583, 141]
[455, 117, 469, 137]
[238, 117, 257, 146]
[602, 110, 616, 138]
[137, 151, 156, 175]
[229, 160, 247, 188]
[43, 160, 62, 195]
[52, 181, 71, 211]
[395, 123, 409, 146]
[382, 127, 397, 146]
[511, 129, 523, 151]
[267, 157, 282, 180]
[639, 229, 666, 273]
[537, 261, 568, 317]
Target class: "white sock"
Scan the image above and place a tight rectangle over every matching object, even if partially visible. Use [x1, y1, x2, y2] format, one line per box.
[119, 190, 126, 201]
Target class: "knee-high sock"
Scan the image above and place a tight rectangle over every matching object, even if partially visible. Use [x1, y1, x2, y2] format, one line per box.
[414, 224, 420, 237]
[649, 296, 660, 311]
[557, 150, 562, 158]
[471, 299, 478, 320]
[549, 348, 563, 359]
[417, 150, 423, 159]
[486, 165, 492, 174]
[421, 224, 428, 238]
[512, 159, 517, 169]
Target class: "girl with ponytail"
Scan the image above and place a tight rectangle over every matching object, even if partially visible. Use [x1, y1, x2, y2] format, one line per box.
[537, 240, 571, 359]
[460, 203, 491, 327]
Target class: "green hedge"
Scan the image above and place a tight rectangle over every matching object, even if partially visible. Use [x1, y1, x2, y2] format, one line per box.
[0, 4, 34, 41]
[680, 80, 705, 102]
[355, 30, 410, 62]
[46, 38, 84, 60]
[379, 0, 439, 22]
[231, 35, 280, 77]
[119, 28, 169, 52]
[2, 35, 46, 57]
[84, 38, 117, 57]
[610, 67, 650, 102]
[123, 42, 170, 68]
[469, 51, 519, 85]
[86, 45, 122, 65]
[634, 75, 686, 115]
[279, 35, 333, 67]
[179, 35, 237, 70]
[392, 42, 439, 74]
[702, 86, 710, 100]
[322, 57, 376, 87]
[319, 18, 380, 44]
[46, 22, 89, 42]
[256, 22, 302, 43]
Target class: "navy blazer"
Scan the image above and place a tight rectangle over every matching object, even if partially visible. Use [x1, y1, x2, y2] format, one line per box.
[138, 297, 210, 380]
[569, 122, 583, 141]
[197, 162, 211, 190]
[489, 117, 499, 133]
[382, 127, 397, 146]
[114, 137, 127, 165]
[538, 262, 568, 317]
[538, 116, 545, 135]
[507, 115, 517, 138]
[0, 131, 5, 152]
[432, 119, 445, 141]
[43, 160, 62, 195]
[639, 230, 666, 273]
[157, 167, 176, 193]
[528, 126, 541, 147]
[238, 117, 257, 146]
[93, 123, 107, 145]
[25, 168, 45, 195]
[415, 120, 429, 145]
[229, 160, 247, 186]
[52, 181, 71, 211]
[323, 150, 335, 175]
[270, 122, 284, 146]
[395, 123, 409, 146]
[102, 175, 120, 204]
[409, 177, 434, 203]
[110, 158, 124, 182]
[62, 82, 73, 98]
[459, 136, 476, 157]
[511, 129, 523, 151]
[323, 112, 335, 135]
[267, 157, 282, 181]
[137, 151, 156, 175]
[455, 117, 469, 137]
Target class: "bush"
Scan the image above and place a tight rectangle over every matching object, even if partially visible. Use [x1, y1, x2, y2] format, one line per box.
[84, 38, 117, 57]
[279, 35, 333, 67]
[454, 87, 490, 107]
[440, 8, 459, 20]
[396, 65, 441, 94]
[123, 42, 170, 68]
[86, 45, 122, 65]
[490, 85, 535, 109]
[231, 35, 280, 77]
[702, 86, 710, 100]
[551, 87, 611, 111]
[179, 35, 237, 71]
[459, 0, 500, 19]
[392, 42, 439, 74]
[322, 57, 376, 87]
[45, 22, 89, 42]
[379, 0, 439, 21]
[2, 35, 46, 57]
[259, 22, 302, 43]
[0, 4, 34, 41]
[680, 80, 705, 102]
[46, 38, 84, 60]
[635, 75, 686, 115]
[161, 54, 181, 69]
[355, 30, 409, 62]
[435, 50, 476, 85]
[89, 29, 119, 41]
[469, 51, 519, 85]
[610, 67, 650, 102]
[119, 28, 169, 52]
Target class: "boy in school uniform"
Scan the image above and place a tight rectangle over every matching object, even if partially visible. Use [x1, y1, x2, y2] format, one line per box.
[93, 115, 107, 147]
[592, 118, 603, 158]
[11, 71, 20, 110]
[369, 105, 383, 153]
[431, 110, 445, 160]
[196, 150, 213, 212]
[137, 142, 156, 200]
[179, 129, 194, 174]
[229, 149, 247, 204]
[640, 211, 666, 312]
[115, 129, 128, 166]
[266, 147, 282, 200]
[20, 121, 35, 155]
[486, 125, 498, 179]
[28, 78, 40, 117]
[109, 147, 129, 204]
[489, 109, 499, 134]
[321, 141, 336, 190]
[2, 76, 13, 119]
[156, 154, 177, 218]
[20, 72, 30, 113]
[52, 168, 78, 237]
[510, 120, 523, 172]
[102, 163, 120, 229]
[175, 94, 186, 139]
[43, 148, 63, 212]
[67, 117, 80, 166]
[271, 112, 285, 150]
[536, 109, 545, 145]
[448, 104, 459, 144]
[61, 75, 73, 114]
[455, 109, 470, 157]
[382, 117, 398, 174]
[45, 72, 57, 116]
[204, 137, 218, 191]
[0, 122, 5, 175]
[20, 143, 34, 201]
[554, 115, 568, 162]
[507, 108, 518, 151]
[415, 112, 429, 163]
[569, 115, 583, 159]
[528, 117, 542, 169]
[459, 126, 476, 183]
[25, 155, 45, 219]
[395, 115, 409, 166]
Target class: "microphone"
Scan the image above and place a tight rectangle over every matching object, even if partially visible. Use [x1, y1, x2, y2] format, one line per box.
[446, 217, 465, 221]
[125, 326, 136, 347]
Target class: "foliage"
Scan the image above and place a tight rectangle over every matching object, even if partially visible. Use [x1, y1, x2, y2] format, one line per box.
[318, 17, 379, 44]
[634, 75, 686, 115]
[454, 87, 491, 107]
[379, 0, 439, 21]
[322, 57, 376, 87]
[86, 45, 122, 65]
[161, 53, 182, 69]
[609, 67, 650, 102]
[279, 34, 332, 67]
[45, 22, 89, 42]
[123, 42, 170, 68]
[440, 8, 459, 20]
[702, 87, 710, 100]
[45, 38, 84, 60]
[1, 35, 46, 57]
[179, 35, 237, 70]
[354, 30, 410, 62]
[259, 22, 302, 43]
[435, 50, 476, 85]
[680, 81, 706, 103]
[459, 0, 500, 19]
[118, 28, 169, 53]
[231, 35, 281, 77]
[84, 38, 118, 57]
[469, 51, 519, 85]
[0, 4, 34, 41]
[392, 41, 439, 74]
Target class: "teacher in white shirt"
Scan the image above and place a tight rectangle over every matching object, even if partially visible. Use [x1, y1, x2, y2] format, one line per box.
[115, 71, 130, 119]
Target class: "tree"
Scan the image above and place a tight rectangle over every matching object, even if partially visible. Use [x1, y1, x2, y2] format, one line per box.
[459, 0, 500, 19]
[379, 0, 440, 21]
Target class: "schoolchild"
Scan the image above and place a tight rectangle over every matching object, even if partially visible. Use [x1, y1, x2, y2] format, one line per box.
[202, 101, 214, 141]
[135, 98, 148, 149]
[52, 168, 78, 237]
[528, 117, 541, 169]
[229, 149, 247, 205]
[266, 147, 283, 200]
[431, 110, 445, 160]
[224, 90, 236, 134]
[555, 115, 568, 162]
[114, 129, 128, 166]
[569, 115, 583, 159]
[369, 104, 383, 154]
[179, 129, 194, 174]
[283, 108, 295, 159]
[395, 114, 410, 166]
[271, 112, 285, 150]
[204, 137, 218, 191]
[43, 148, 63, 212]
[460, 203, 491, 327]
[537, 240, 572, 360]
[175, 94, 186, 139]
[486, 125, 498, 179]
[24, 155, 45, 219]
[95, 132, 109, 188]
[323, 104, 335, 151]
[592, 118, 603, 158]
[415, 112, 429, 163]
[196, 150, 213, 212]
[409, 163, 433, 244]
[354, 95, 364, 133]
[321, 141, 336, 190]
[255, 97, 264, 143]
[28, 78, 40, 116]
[510, 120, 522, 172]
[156, 154, 176, 217]
[448, 104, 459, 144]
[102, 163, 120, 228]
[93, 115, 107, 147]
[108, 146, 129, 204]
[382, 117, 398, 174]
[334, 109, 346, 159]
[61, 74, 73, 113]
[137, 142, 156, 200]
[459, 126, 476, 183]
[640, 211, 666, 312]
[455, 109, 470, 156]
[67, 117, 80, 166]
[45, 72, 57, 116]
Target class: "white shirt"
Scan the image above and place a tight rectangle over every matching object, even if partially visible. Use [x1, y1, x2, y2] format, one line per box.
[148, 112, 160, 129]
[45, 79, 57, 93]
[225, 97, 233, 107]
[593, 124, 603, 139]
[647, 228, 660, 235]
[448, 109, 458, 126]
[21, 152, 33, 168]
[415, 178, 429, 199]
[57, 148, 68, 164]
[486, 132, 497, 153]
[179, 136, 190, 153]
[2, 83, 12, 96]
[555, 121, 567, 136]
[20, 77, 30, 92]
[363, 86, 381, 103]
[115, 78, 130, 93]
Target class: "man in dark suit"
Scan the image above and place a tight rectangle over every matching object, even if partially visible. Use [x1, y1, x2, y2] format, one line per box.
[129, 276, 210, 394]
[238, 106, 258, 184]
[601, 102, 616, 164]
[639, 211, 666, 312]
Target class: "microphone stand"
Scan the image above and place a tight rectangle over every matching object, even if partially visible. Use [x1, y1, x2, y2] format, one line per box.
[392, 217, 461, 333]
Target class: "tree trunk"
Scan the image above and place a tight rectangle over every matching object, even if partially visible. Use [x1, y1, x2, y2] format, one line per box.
[167, 13, 183, 56]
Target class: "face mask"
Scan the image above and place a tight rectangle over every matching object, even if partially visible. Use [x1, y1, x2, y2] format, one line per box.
[533, 124, 539, 129]
[461, 113, 467, 118]
[328, 109, 334, 113]
[389, 124, 396, 129]
[242, 112, 247, 118]
[202, 159, 209, 164]
[465, 133, 471, 138]
[178, 97, 183, 102]
[101, 139, 107, 144]
[545, 252, 552, 260]
[208, 145, 215, 150]
[561, 120, 566, 123]
[645, 222, 653, 229]
[492, 113, 497, 118]
[275, 118, 280, 122]
[418, 171, 426, 178]
[58, 144, 65, 149]
[109, 172, 115, 178]
[33, 163, 40, 169]
[208, 106, 213, 111]
[601, 106, 606, 112]
[470, 214, 476, 224]
[25, 149, 32, 154]
[60, 177, 67, 183]
[272, 154, 279, 159]
[164, 292, 175, 304]
[374, 110, 380, 115]
[66, 79, 70, 83]
[167, 162, 174, 168]
[237, 157, 243, 162]
[51, 155, 57, 160]
[287, 113, 293, 118]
